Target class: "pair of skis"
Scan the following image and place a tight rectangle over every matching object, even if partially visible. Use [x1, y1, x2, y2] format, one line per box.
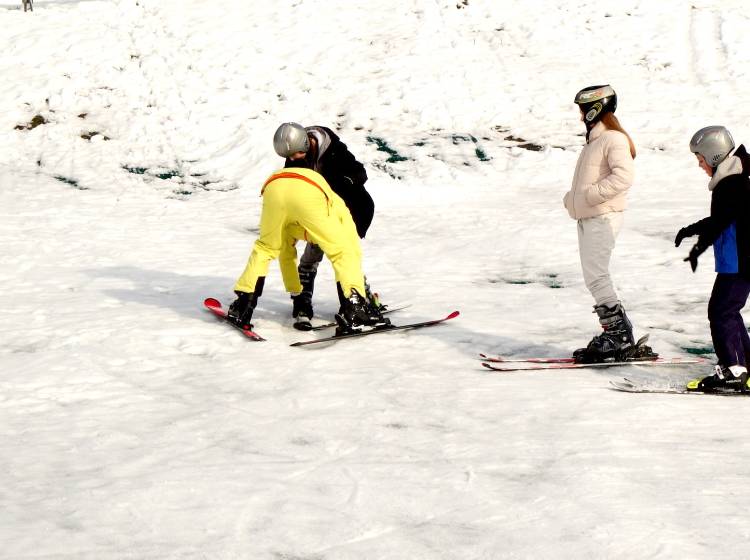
[480, 355, 705, 372]
[480, 346, 745, 396]
[480, 335, 704, 372]
[204, 298, 459, 346]
[481, 353, 739, 396]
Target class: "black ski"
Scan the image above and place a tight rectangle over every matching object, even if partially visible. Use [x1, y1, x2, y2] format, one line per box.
[290, 310, 459, 347]
[295, 304, 411, 332]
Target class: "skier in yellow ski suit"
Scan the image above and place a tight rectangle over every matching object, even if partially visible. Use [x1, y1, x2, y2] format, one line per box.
[228, 167, 384, 331]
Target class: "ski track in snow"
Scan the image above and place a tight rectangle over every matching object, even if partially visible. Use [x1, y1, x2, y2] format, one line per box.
[3, 1, 750, 559]
[689, 6, 729, 88]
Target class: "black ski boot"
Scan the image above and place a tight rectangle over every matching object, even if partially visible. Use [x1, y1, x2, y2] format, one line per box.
[291, 294, 314, 331]
[573, 303, 638, 363]
[364, 276, 387, 315]
[335, 288, 390, 335]
[228, 278, 264, 330]
[228, 291, 257, 330]
[687, 365, 749, 392]
[291, 263, 317, 330]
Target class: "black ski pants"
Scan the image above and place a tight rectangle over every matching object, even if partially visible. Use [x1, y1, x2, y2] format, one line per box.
[708, 273, 750, 367]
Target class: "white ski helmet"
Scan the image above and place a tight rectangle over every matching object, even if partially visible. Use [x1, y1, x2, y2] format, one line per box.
[273, 122, 309, 158]
[689, 126, 735, 168]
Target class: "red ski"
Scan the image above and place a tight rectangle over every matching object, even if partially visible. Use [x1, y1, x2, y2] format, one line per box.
[480, 335, 656, 363]
[479, 354, 577, 364]
[481, 356, 706, 372]
[203, 297, 265, 341]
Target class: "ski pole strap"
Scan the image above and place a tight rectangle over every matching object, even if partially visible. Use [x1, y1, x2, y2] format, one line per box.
[261, 172, 330, 204]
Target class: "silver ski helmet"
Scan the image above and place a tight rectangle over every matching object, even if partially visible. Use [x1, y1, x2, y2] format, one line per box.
[273, 122, 309, 158]
[574, 84, 617, 124]
[689, 126, 735, 168]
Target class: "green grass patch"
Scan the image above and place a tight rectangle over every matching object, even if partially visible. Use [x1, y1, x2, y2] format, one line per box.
[682, 346, 714, 356]
[154, 170, 180, 180]
[367, 136, 408, 163]
[451, 133, 491, 161]
[475, 146, 490, 161]
[54, 175, 87, 190]
[123, 165, 147, 175]
[122, 165, 180, 180]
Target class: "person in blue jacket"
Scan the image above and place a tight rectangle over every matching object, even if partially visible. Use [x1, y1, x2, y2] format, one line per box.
[676, 126, 750, 392]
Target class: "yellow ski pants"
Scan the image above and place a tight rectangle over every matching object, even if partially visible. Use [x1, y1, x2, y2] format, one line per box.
[234, 169, 366, 298]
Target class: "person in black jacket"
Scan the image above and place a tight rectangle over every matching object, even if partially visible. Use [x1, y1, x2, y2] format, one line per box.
[272, 122, 378, 329]
[675, 125, 750, 392]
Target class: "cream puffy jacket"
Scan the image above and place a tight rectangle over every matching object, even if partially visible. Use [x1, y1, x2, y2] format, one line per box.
[563, 121, 634, 220]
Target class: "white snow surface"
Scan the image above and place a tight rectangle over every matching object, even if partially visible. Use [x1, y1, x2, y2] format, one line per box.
[2, 0, 750, 558]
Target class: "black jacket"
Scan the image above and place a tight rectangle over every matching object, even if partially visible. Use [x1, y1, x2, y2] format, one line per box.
[285, 126, 374, 238]
[684, 144, 750, 276]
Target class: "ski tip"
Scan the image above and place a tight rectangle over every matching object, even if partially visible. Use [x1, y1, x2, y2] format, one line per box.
[243, 329, 266, 341]
[610, 379, 635, 388]
[204, 297, 221, 309]
[478, 353, 520, 362]
[289, 339, 333, 347]
[447, 310, 460, 320]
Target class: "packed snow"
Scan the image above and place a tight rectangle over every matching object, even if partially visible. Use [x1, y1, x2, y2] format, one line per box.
[2, 0, 750, 558]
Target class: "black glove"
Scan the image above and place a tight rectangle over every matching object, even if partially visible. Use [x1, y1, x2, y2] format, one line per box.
[675, 227, 693, 247]
[291, 294, 314, 320]
[684, 245, 700, 272]
[227, 291, 255, 329]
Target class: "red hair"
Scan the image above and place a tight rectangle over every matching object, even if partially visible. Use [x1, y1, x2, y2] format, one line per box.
[601, 113, 636, 159]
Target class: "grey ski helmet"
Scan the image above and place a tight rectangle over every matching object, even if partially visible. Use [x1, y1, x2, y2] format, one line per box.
[574, 84, 617, 124]
[689, 126, 735, 168]
[273, 122, 309, 158]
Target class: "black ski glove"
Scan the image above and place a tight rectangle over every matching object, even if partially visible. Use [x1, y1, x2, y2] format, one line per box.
[228, 290, 255, 329]
[291, 294, 314, 319]
[675, 226, 694, 247]
[684, 245, 700, 272]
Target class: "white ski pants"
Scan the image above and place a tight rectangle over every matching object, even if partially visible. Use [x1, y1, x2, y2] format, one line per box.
[577, 212, 624, 307]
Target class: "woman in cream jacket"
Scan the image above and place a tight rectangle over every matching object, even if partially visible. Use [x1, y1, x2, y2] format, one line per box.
[563, 84, 653, 363]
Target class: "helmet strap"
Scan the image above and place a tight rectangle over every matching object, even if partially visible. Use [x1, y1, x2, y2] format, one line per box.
[583, 118, 595, 140]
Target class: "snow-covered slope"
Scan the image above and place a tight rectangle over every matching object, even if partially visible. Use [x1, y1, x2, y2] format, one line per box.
[2, 1, 750, 558]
